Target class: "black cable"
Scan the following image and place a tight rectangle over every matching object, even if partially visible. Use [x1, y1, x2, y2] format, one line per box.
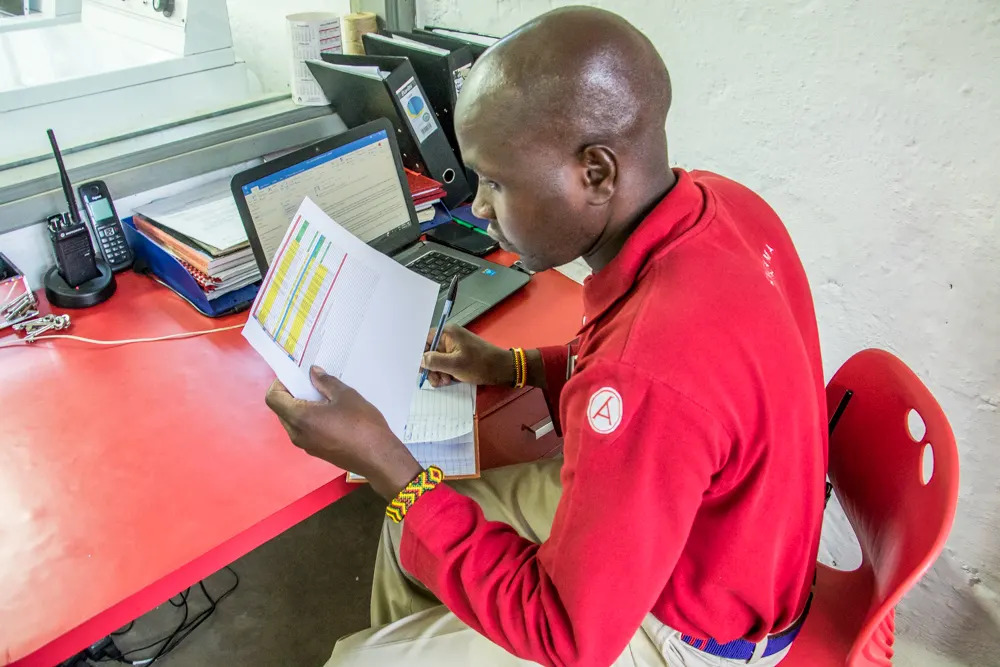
[150, 587, 215, 661]
[111, 621, 134, 636]
[115, 591, 191, 659]
[145, 569, 239, 665]
[162, 578, 236, 650]
[112, 566, 239, 666]
[142, 593, 191, 666]
[167, 589, 190, 608]
[114, 593, 190, 665]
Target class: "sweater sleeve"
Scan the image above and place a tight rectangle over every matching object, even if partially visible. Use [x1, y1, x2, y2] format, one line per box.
[537, 342, 577, 436]
[400, 360, 728, 666]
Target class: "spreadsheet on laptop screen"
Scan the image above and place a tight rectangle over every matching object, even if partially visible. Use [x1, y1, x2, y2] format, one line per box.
[241, 129, 412, 265]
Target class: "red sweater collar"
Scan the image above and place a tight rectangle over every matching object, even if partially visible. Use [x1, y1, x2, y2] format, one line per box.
[582, 169, 709, 324]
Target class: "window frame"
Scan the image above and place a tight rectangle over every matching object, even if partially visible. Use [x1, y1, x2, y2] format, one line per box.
[0, 96, 346, 236]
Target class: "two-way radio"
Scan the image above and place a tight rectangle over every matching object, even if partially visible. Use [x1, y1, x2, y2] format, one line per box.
[46, 129, 100, 287]
[42, 129, 116, 308]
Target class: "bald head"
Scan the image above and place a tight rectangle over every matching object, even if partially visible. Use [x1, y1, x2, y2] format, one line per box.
[456, 7, 676, 272]
[458, 6, 671, 160]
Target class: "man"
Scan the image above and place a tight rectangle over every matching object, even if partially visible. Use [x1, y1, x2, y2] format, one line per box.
[265, 6, 827, 666]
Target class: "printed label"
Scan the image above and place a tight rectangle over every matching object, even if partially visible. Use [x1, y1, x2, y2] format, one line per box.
[453, 63, 472, 97]
[396, 77, 438, 143]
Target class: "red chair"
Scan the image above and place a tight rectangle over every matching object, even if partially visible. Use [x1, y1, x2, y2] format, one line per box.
[783, 349, 959, 666]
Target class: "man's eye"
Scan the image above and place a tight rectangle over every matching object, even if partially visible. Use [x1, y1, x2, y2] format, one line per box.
[483, 180, 500, 191]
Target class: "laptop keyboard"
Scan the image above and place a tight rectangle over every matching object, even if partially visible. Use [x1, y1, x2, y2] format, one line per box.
[407, 252, 479, 290]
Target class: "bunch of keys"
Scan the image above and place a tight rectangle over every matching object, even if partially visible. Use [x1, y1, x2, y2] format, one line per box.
[12, 313, 71, 342]
[1, 291, 39, 330]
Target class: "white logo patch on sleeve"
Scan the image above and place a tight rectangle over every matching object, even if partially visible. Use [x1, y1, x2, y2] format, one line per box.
[587, 387, 623, 434]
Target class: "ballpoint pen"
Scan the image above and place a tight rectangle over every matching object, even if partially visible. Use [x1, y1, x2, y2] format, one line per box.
[419, 274, 460, 388]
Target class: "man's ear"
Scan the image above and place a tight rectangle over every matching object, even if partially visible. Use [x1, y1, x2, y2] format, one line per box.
[580, 145, 617, 205]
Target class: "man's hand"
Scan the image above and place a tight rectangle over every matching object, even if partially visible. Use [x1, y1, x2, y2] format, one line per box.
[420, 324, 514, 387]
[265, 367, 422, 500]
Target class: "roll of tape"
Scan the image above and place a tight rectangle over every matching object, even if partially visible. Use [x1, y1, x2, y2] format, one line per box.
[342, 11, 378, 55]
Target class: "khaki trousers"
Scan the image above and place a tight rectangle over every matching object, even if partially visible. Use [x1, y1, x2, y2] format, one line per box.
[323, 458, 791, 667]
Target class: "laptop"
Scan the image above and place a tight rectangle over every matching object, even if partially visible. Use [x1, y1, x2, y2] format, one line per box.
[230, 118, 529, 327]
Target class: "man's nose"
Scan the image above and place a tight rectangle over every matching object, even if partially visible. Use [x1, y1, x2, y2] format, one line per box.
[471, 187, 495, 221]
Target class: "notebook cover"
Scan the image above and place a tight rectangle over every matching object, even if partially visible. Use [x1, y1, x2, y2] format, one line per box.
[406, 168, 445, 198]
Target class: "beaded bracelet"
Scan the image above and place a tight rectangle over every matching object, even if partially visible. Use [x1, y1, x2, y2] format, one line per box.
[510, 347, 527, 389]
[386, 466, 445, 523]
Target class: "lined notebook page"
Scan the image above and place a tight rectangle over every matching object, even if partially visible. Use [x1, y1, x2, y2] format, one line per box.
[346, 432, 476, 481]
[403, 382, 475, 443]
[408, 433, 476, 477]
[347, 382, 478, 481]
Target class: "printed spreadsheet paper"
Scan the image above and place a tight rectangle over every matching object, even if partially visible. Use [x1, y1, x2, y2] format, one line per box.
[243, 197, 438, 439]
[348, 382, 479, 481]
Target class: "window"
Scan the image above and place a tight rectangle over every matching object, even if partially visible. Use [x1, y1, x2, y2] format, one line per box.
[0, 0, 309, 235]
[0, 0, 260, 166]
[0, 1, 28, 16]
[0, 0, 80, 24]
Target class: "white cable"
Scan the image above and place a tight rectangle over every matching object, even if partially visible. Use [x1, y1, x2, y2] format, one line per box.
[0, 323, 243, 349]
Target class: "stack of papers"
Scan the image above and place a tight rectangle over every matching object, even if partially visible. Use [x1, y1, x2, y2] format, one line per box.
[133, 180, 261, 300]
[428, 27, 500, 48]
[371, 32, 453, 55]
[318, 62, 390, 81]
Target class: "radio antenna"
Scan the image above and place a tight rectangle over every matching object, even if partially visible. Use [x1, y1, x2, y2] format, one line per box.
[46, 129, 82, 224]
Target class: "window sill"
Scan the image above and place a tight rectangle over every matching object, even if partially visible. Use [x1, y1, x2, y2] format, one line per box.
[0, 96, 345, 235]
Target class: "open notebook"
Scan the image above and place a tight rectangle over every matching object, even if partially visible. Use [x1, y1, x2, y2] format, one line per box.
[347, 381, 479, 482]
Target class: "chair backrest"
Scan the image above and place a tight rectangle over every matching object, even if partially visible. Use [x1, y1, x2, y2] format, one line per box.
[825, 349, 959, 667]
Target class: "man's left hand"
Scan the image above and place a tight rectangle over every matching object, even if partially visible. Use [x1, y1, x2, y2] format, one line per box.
[265, 366, 423, 500]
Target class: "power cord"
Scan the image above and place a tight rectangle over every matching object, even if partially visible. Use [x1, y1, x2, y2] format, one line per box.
[0, 324, 243, 350]
[90, 566, 239, 666]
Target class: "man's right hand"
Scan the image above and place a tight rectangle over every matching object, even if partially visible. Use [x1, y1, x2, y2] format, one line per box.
[420, 324, 515, 387]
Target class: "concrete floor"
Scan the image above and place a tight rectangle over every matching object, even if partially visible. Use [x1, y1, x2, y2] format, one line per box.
[103, 487, 977, 667]
[110, 486, 385, 666]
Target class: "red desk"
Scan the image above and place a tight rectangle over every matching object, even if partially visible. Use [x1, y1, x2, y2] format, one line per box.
[0, 257, 582, 667]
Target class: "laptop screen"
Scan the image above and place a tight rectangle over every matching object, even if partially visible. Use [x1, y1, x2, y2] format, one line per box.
[239, 128, 414, 267]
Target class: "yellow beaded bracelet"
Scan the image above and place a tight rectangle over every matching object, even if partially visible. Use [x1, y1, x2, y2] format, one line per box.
[386, 466, 445, 523]
[511, 347, 527, 389]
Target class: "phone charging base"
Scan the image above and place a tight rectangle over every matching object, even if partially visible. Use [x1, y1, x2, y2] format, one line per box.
[44, 260, 116, 308]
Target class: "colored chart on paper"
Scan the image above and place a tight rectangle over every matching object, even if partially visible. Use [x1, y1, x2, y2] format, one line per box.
[243, 196, 437, 434]
[253, 214, 377, 370]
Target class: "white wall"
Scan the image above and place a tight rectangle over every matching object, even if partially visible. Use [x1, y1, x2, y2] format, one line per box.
[418, 0, 1000, 663]
[226, 0, 351, 94]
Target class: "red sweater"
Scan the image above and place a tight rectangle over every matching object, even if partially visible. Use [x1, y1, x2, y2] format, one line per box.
[401, 170, 827, 666]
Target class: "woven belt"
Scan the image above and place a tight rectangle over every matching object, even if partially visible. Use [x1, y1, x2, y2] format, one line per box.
[681, 595, 811, 662]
